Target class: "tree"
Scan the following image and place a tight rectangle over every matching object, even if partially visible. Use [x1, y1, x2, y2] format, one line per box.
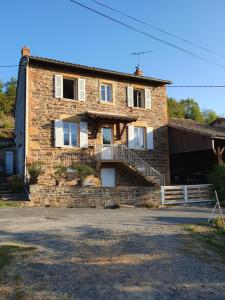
[0, 77, 17, 115]
[180, 98, 204, 123]
[167, 97, 184, 118]
[202, 109, 218, 124]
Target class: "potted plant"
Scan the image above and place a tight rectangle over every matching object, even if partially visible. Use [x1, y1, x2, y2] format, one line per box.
[27, 161, 45, 184]
[52, 165, 67, 186]
[70, 163, 94, 187]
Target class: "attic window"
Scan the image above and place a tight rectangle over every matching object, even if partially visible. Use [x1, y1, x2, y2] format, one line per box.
[63, 78, 77, 100]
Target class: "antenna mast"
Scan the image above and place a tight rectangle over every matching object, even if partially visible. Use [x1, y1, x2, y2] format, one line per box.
[131, 50, 153, 68]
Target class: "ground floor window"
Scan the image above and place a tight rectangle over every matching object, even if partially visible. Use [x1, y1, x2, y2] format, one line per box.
[63, 122, 78, 146]
[134, 127, 145, 149]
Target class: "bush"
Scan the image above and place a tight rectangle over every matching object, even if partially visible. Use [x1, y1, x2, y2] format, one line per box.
[208, 165, 225, 203]
[27, 161, 45, 184]
[8, 175, 24, 192]
[70, 163, 94, 186]
[52, 165, 67, 185]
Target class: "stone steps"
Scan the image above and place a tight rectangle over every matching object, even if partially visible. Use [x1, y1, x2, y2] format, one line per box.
[0, 175, 29, 202]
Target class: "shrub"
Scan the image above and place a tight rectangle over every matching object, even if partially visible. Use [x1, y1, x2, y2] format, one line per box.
[8, 175, 24, 192]
[70, 163, 94, 186]
[27, 161, 45, 184]
[52, 165, 67, 185]
[208, 165, 225, 203]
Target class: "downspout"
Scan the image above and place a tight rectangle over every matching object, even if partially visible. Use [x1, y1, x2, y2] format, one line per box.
[24, 58, 29, 180]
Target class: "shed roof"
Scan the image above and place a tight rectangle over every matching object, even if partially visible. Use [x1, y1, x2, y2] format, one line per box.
[85, 111, 137, 123]
[168, 118, 225, 139]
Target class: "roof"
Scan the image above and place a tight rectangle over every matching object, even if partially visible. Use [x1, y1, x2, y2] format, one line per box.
[210, 117, 225, 125]
[168, 118, 225, 139]
[26, 55, 172, 85]
[85, 111, 137, 123]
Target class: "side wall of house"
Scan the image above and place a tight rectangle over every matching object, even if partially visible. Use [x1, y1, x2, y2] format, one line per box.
[15, 64, 26, 177]
[27, 64, 170, 185]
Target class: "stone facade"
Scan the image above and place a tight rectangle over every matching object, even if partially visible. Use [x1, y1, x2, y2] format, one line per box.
[30, 185, 161, 208]
[26, 60, 170, 186]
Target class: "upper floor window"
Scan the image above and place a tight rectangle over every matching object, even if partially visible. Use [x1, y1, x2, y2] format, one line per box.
[101, 84, 112, 102]
[63, 122, 78, 146]
[133, 89, 145, 108]
[63, 78, 78, 100]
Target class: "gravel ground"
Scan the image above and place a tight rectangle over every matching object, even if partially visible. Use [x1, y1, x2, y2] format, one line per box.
[0, 206, 225, 300]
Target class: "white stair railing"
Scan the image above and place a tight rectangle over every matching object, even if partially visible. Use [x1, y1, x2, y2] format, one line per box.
[96, 144, 161, 179]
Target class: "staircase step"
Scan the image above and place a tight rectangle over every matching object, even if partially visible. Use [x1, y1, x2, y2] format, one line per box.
[0, 194, 28, 201]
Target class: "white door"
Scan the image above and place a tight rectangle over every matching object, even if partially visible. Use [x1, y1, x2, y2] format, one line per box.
[102, 127, 113, 160]
[101, 168, 115, 187]
[5, 151, 13, 175]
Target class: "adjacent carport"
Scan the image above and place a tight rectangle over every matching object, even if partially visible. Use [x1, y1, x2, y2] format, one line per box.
[168, 118, 225, 185]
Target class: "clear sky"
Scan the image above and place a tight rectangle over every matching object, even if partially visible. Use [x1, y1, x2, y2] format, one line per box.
[0, 0, 225, 114]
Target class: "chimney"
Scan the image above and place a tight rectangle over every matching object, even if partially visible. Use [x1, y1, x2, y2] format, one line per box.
[21, 46, 30, 57]
[134, 66, 143, 76]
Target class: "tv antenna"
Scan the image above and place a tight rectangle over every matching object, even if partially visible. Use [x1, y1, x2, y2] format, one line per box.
[131, 50, 153, 68]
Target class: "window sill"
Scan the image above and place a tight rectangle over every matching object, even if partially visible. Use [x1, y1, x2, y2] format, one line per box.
[130, 107, 149, 111]
[56, 98, 80, 103]
[99, 100, 114, 105]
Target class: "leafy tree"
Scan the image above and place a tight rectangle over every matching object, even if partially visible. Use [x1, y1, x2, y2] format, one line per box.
[0, 77, 17, 115]
[203, 109, 218, 124]
[167, 97, 184, 118]
[180, 98, 204, 123]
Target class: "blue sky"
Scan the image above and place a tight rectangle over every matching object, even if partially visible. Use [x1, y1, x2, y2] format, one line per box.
[0, 0, 225, 114]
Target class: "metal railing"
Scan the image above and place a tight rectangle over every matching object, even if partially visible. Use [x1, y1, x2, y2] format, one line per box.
[96, 144, 161, 179]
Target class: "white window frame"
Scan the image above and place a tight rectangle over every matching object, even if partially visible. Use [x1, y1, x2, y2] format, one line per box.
[100, 83, 112, 102]
[63, 122, 79, 147]
[133, 89, 145, 108]
[133, 127, 146, 149]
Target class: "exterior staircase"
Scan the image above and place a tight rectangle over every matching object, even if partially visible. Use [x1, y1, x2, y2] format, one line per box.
[96, 144, 163, 186]
[0, 175, 28, 201]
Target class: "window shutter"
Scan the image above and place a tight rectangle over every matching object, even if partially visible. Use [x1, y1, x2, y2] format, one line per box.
[145, 89, 151, 109]
[78, 78, 86, 101]
[128, 125, 135, 149]
[147, 127, 154, 150]
[54, 75, 63, 98]
[127, 86, 134, 107]
[80, 121, 88, 148]
[54, 120, 63, 147]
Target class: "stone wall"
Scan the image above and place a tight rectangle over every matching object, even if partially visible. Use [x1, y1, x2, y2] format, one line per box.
[27, 62, 170, 185]
[30, 185, 161, 208]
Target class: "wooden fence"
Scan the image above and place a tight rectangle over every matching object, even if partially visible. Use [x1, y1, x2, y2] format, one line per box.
[161, 184, 214, 205]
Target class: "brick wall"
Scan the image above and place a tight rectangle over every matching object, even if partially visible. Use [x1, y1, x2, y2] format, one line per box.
[27, 63, 170, 185]
[30, 185, 161, 208]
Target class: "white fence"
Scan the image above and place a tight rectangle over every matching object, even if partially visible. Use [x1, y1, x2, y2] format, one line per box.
[161, 184, 214, 205]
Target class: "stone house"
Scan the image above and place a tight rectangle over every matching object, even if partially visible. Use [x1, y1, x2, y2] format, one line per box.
[15, 47, 172, 206]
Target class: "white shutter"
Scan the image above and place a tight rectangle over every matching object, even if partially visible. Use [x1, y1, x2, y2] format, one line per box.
[54, 75, 63, 98]
[80, 121, 88, 148]
[128, 125, 135, 149]
[127, 86, 134, 107]
[145, 89, 151, 109]
[78, 78, 86, 101]
[54, 120, 64, 147]
[147, 127, 154, 150]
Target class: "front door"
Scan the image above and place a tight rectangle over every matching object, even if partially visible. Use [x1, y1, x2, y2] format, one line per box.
[5, 151, 14, 175]
[101, 168, 116, 187]
[102, 127, 113, 160]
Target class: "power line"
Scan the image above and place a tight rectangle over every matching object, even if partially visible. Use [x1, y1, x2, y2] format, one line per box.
[68, 0, 225, 68]
[88, 0, 225, 60]
[0, 65, 21, 68]
[167, 85, 225, 88]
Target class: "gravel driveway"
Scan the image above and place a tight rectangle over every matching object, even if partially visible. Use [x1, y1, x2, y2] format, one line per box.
[0, 206, 225, 299]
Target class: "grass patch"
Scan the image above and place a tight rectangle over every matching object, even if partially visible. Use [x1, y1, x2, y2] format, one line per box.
[0, 244, 36, 269]
[185, 218, 225, 258]
[0, 201, 21, 208]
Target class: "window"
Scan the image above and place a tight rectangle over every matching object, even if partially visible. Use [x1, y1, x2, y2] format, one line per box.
[63, 78, 77, 100]
[101, 84, 112, 102]
[133, 89, 145, 108]
[63, 122, 78, 146]
[134, 127, 145, 149]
